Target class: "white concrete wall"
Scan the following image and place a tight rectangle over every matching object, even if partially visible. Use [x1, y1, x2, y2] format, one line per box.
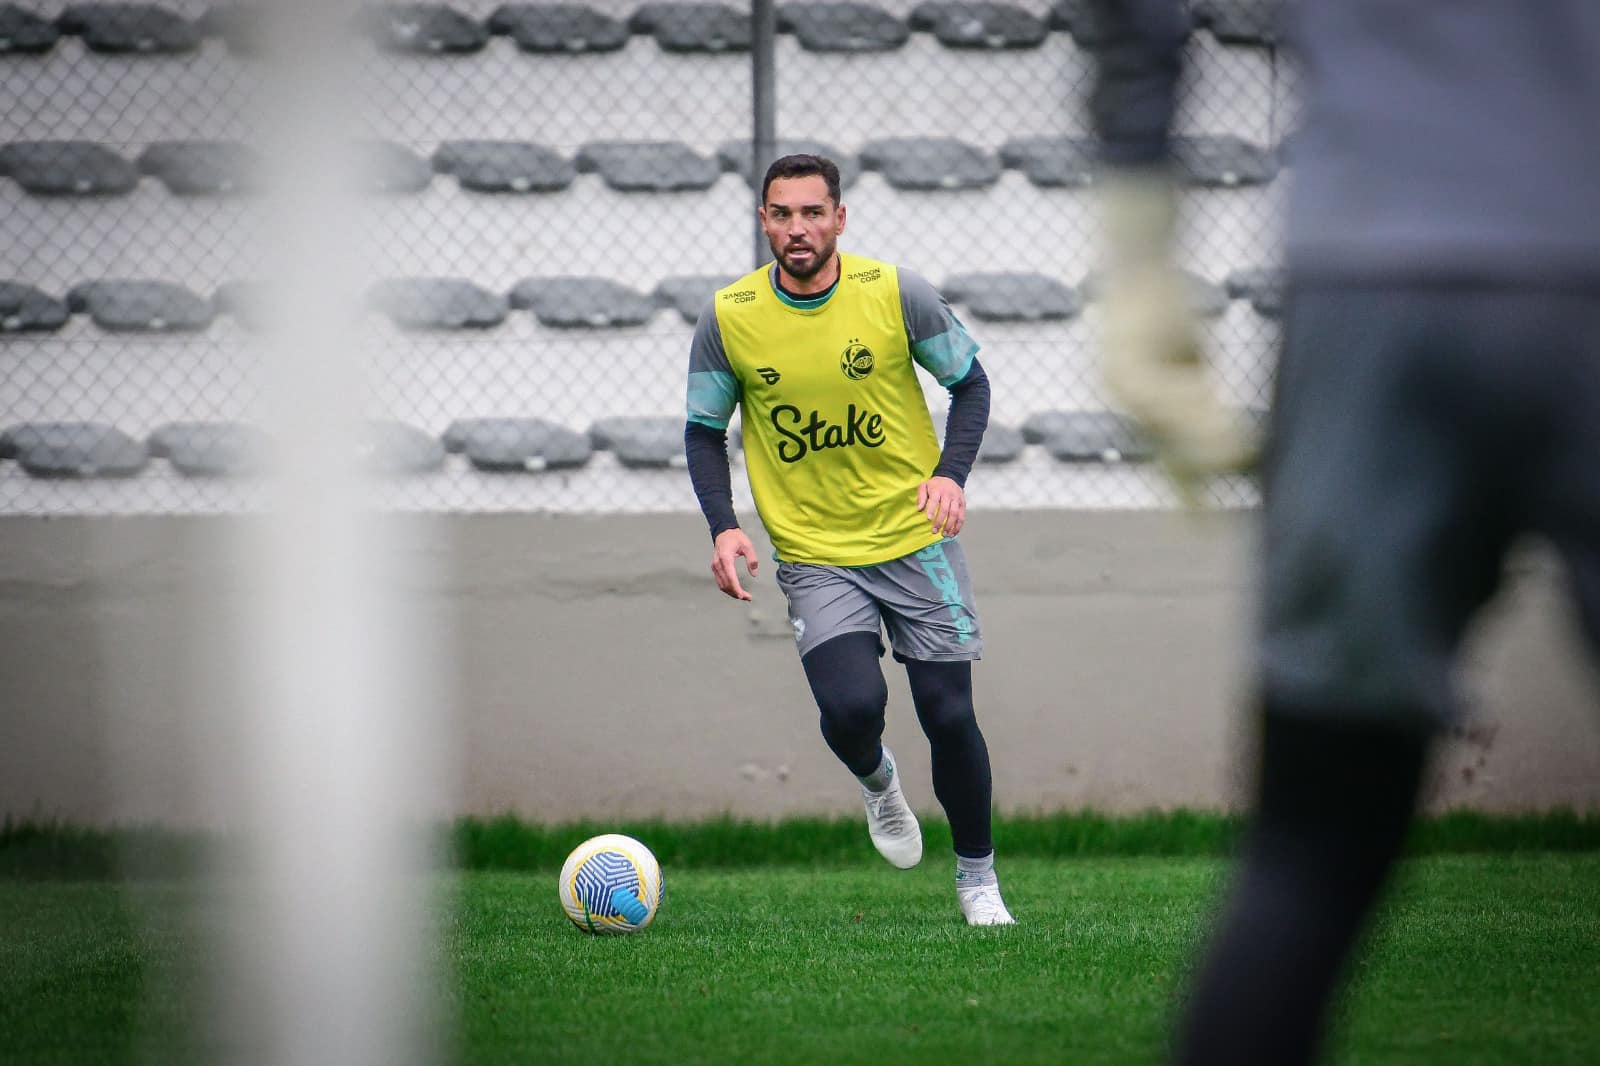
[3, 511, 1597, 828]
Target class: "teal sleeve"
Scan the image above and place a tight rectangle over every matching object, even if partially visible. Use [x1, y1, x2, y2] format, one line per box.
[900, 268, 981, 387]
[685, 302, 739, 430]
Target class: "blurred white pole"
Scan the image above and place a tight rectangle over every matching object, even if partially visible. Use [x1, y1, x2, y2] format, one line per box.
[222, 2, 444, 1063]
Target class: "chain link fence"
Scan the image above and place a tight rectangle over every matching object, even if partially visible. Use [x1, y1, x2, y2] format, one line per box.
[0, 0, 1290, 515]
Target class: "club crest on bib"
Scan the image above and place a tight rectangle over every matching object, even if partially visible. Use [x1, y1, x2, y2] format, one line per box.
[841, 339, 874, 380]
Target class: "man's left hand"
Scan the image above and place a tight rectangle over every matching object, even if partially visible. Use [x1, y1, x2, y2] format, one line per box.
[916, 476, 966, 536]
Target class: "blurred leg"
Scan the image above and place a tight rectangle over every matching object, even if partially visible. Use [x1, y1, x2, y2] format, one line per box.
[1176, 711, 1430, 1066]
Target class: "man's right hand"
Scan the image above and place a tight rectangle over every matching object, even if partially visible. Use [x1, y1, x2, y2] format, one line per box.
[711, 528, 759, 601]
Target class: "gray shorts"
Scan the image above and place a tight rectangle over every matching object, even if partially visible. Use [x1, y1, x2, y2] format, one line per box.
[775, 538, 983, 662]
[1261, 283, 1600, 732]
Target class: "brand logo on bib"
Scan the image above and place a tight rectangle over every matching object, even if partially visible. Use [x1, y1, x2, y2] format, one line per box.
[841, 339, 874, 380]
[770, 404, 886, 463]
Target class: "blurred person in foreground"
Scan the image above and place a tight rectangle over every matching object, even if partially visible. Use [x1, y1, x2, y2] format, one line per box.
[1090, 0, 1600, 1061]
[682, 154, 1015, 925]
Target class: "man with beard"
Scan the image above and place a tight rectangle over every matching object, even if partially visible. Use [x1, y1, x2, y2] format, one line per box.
[682, 154, 1014, 925]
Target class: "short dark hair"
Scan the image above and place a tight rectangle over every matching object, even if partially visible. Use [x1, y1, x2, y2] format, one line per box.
[760, 154, 842, 206]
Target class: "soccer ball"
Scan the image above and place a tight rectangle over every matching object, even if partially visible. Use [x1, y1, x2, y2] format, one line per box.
[557, 834, 663, 935]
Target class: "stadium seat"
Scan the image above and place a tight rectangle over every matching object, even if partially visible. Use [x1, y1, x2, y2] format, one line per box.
[442, 417, 593, 471]
[487, 3, 628, 53]
[509, 277, 655, 328]
[858, 137, 1000, 191]
[57, 3, 202, 54]
[4, 422, 149, 478]
[66, 280, 214, 332]
[999, 136, 1095, 188]
[0, 141, 137, 196]
[1193, 0, 1281, 46]
[576, 141, 721, 192]
[1024, 410, 1154, 463]
[432, 140, 575, 193]
[588, 415, 685, 468]
[147, 421, 267, 477]
[1172, 135, 1277, 187]
[0, 282, 70, 333]
[0, 5, 61, 52]
[776, 3, 909, 52]
[941, 272, 1082, 321]
[1225, 265, 1285, 318]
[361, 3, 488, 54]
[358, 140, 433, 194]
[360, 420, 445, 475]
[653, 274, 737, 323]
[630, 3, 750, 53]
[908, 3, 1047, 50]
[369, 277, 509, 330]
[717, 138, 861, 189]
[136, 141, 261, 196]
[977, 422, 1026, 463]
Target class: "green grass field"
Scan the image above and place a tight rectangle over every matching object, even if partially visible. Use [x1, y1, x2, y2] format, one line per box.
[4, 844, 1598, 1064]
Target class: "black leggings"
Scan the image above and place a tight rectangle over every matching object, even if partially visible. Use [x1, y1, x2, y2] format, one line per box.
[1176, 709, 1431, 1066]
[800, 631, 994, 857]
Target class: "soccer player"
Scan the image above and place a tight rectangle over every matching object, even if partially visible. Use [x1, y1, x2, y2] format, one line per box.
[1089, 1, 1600, 1062]
[683, 154, 1015, 926]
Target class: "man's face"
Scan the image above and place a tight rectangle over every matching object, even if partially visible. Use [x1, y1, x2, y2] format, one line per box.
[760, 174, 846, 281]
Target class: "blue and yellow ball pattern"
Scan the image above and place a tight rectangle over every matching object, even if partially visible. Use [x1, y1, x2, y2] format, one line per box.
[558, 834, 663, 935]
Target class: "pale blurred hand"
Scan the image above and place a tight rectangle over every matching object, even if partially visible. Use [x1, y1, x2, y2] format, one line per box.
[1100, 171, 1257, 507]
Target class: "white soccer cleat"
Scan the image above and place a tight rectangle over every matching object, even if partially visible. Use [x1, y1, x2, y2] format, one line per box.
[862, 769, 922, 869]
[958, 881, 1016, 926]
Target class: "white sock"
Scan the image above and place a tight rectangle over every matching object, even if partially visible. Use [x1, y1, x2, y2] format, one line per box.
[956, 851, 997, 887]
[857, 746, 895, 793]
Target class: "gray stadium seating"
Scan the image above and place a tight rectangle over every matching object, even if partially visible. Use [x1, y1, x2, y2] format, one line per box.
[777, 3, 909, 52]
[66, 280, 214, 332]
[977, 422, 1025, 463]
[588, 415, 685, 468]
[443, 417, 593, 471]
[858, 137, 1001, 191]
[487, 3, 628, 53]
[4, 422, 149, 478]
[362, 4, 489, 54]
[941, 272, 1082, 321]
[0, 5, 61, 52]
[999, 136, 1096, 188]
[1173, 135, 1277, 187]
[359, 140, 434, 194]
[1024, 410, 1155, 463]
[0, 141, 137, 196]
[1194, 0, 1282, 46]
[576, 141, 721, 192]
[908, 3, 1048, 50]
[360, 420, 445, 475]
[630, 3, 750, 53]
[147, 421, 267, 477]
[369, 277, 509, 330]
[0, 282, 70, 333]
[717, 138, 861, 189]
[58, 3, 202, 54]
[653, 275, 736, 323]
[432, 141, 575, 193]
[1226, 265, 1285, 318]
[136, 141, 261, 196]
[510, 277, 655, 328]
